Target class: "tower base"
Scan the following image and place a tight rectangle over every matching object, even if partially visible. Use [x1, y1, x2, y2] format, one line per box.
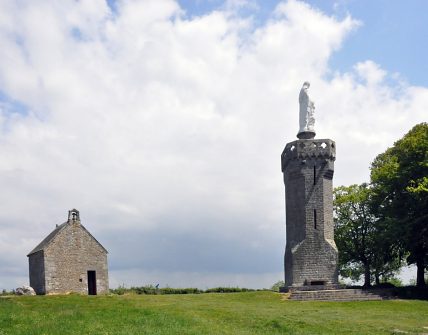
[287, 288, 391, 301]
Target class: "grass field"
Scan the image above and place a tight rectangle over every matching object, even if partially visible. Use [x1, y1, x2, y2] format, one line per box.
[1, 291, 427, 335]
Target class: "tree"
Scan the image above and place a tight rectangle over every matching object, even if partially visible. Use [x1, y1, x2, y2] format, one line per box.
[370, 123, 428, 287]
[370, 218, 404, 285]
[334, 184, 401, 286]
[270, 281, 285, 292]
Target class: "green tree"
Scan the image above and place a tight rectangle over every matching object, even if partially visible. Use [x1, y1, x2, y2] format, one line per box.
[370, 217, 404, 285]
[334, 184, 401, 286]
[370, 123, 428, 287]
[270, 281, 285, 292]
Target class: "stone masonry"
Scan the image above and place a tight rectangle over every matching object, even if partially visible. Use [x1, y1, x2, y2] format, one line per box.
[27, 209, 109, 295]
[281, 138, 339, 289]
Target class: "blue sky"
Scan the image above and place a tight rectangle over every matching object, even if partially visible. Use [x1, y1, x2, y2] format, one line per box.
[5, 0, 428, 115]
[0, 0, 426, 290]
[175, 0, 428, 87]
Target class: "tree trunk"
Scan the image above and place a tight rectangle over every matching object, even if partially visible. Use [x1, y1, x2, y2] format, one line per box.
[363, 263, 371, 287]
[416, 257, 426, 288]
[375, 272, 380, 285]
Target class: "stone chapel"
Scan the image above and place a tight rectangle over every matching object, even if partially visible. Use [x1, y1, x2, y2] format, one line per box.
[27, 209, 109, 295]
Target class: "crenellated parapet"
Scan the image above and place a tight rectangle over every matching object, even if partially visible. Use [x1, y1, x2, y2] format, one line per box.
[281, 139, 336, 172]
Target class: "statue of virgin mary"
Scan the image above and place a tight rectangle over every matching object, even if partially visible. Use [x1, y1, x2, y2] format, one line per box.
[298, 81, 315, 135]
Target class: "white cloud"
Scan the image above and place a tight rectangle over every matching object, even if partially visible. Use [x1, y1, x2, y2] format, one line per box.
[354, 60, 387, 85]
[0, 0, 426, 289]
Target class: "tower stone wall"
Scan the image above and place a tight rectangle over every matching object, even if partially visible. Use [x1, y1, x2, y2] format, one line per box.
[281, 138, 338, 288]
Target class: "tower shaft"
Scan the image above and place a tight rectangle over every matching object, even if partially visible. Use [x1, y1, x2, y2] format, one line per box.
[281, 139, 338, 288]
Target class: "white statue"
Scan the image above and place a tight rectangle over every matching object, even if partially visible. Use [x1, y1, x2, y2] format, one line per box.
[298, 81, 315, 134]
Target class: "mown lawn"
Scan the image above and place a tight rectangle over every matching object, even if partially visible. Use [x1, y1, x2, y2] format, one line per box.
[0, 291, 427, 334]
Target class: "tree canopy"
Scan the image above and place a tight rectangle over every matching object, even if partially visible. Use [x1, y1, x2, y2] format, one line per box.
[334, 184, 401, 286]
[370, 122, 428, 287]
[334, 123, 427, 286]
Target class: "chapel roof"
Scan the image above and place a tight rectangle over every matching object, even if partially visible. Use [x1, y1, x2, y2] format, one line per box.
[27, 209, 108, 256]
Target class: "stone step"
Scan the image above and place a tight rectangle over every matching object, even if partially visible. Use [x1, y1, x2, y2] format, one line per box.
[288, 289, 387, 301]
[290, 296, 382, 301]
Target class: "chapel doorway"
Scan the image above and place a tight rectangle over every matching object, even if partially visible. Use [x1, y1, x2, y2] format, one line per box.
[87, 270, 97, 295]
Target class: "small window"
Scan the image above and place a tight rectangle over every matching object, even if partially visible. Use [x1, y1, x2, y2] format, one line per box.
[311, 281, 325, 286]
[313, 166, 316, 185]
[314, 209, 317, 229]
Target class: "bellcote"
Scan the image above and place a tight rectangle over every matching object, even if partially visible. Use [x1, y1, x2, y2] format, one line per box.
[68, 208, 80, 223]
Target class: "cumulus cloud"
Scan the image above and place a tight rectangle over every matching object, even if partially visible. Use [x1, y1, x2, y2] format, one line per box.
[0, 0, 426, 289]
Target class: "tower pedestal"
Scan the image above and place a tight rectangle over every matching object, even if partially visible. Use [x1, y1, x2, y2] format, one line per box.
[281, 138, 338, 290]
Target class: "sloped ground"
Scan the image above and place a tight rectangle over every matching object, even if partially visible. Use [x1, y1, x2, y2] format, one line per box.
[0, 291, 427, 334]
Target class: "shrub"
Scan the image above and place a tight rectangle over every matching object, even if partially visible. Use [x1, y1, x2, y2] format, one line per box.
[205, 287, 254, 293]
[270, 281, 285, 292]
[160, 287, 202, 295]
[110, 285, 256, 295]
[0, 289, 15, 296]
[110, 284, 128, 295]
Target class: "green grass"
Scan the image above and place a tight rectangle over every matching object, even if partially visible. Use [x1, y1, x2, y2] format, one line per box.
[0, 292, 427, 334]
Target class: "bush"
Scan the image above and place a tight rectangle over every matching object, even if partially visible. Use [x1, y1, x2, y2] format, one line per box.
[0, 289, 15, 296]
[132, 286, 158, 295]
[270, 281, 285, 292]
[110, 285, 127, 295]
[160, 287, 202, 294]
[390, 286, 428, 300]
[110, 285, 255, 295]
[372, 282, 396, 289]
[205, 287, 254, 293]
[386, 277, 403, 287]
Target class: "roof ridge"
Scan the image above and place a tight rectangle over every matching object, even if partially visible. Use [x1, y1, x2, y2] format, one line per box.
[27, 220, 108, 256]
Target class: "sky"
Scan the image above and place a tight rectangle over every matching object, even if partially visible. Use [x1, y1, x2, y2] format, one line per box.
[0, 0, 427, 290]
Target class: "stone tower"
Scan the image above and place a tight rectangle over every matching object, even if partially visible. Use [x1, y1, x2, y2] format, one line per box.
[281, 82, 338, 290]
